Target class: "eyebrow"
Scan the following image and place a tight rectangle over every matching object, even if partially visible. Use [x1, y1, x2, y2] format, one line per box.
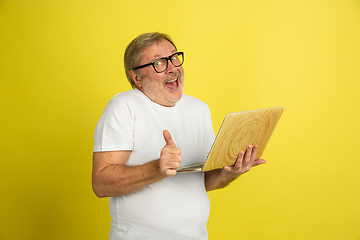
[153, 50, 177, 59]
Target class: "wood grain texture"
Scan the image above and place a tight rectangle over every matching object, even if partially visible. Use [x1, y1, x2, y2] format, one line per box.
[203, 107, 284, 171]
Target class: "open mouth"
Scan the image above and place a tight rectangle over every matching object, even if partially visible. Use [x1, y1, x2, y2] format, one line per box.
[165, 77, 179, 89]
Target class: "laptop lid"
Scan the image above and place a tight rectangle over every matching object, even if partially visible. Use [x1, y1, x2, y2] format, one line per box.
[177, 107, 284, 173]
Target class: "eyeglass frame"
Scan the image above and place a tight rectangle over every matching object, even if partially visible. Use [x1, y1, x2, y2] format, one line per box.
[132, 52, 184, 73]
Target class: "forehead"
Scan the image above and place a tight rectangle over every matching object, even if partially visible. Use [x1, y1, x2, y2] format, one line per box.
[140, 39, 176, 63]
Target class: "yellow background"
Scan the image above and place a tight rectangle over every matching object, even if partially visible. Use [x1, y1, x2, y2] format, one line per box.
[1, 0, 359, 239]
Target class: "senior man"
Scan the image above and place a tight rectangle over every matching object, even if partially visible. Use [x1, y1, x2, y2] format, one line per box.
[92, 32, 266, 240]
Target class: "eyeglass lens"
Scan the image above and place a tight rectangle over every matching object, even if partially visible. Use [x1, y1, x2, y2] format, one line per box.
[153, 53, 183, 73]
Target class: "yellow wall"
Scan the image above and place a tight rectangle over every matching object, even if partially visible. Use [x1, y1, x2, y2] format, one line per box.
[1, 1, 359, 239]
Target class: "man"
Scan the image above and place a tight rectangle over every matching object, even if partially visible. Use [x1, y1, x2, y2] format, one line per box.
[92, 32, 266, 240]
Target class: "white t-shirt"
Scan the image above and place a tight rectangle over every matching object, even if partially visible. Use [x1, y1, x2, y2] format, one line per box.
[93, 89, 215, 240]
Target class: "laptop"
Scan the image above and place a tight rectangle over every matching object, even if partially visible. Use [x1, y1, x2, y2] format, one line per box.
[177, 107, 284, 173]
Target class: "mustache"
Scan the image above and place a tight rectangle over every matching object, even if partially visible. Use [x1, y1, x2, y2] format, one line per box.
[163, 72, 181, 83]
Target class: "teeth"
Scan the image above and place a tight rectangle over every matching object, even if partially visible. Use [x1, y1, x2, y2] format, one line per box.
[167, 78, 177, 83]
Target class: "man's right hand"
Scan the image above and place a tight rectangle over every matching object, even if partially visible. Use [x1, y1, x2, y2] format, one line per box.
[92, 130, 182, 197]
[159, 130, 182, 176]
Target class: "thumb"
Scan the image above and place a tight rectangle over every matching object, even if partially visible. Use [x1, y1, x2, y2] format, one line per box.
[163, 130, 176, 147]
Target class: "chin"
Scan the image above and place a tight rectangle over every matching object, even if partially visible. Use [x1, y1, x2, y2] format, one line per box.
[172, 92, 183, 102]
[166, 95, 182, 106]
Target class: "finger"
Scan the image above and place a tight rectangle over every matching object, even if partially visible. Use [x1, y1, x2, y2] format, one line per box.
[252, 159, 266, 166]
[164, 161, 181, 176]
[244, 145, 253, 163]
[224, 166, 231, 171]
[167, 161, 181, 169]
[162, 144, 181, 155]
[250, 145, 258, 163]
[163, 130, 176, 147]
[160, 158, 181, 175]
[233, 150, 245, 170]
[165, 169, 177, 176]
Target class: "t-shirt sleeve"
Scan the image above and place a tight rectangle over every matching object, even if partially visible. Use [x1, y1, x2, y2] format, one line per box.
[93, 97, 134, 152]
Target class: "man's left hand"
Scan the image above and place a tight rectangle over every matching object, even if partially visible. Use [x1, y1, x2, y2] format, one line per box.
[222, 145, 266, 178]
[204, 145, 266, 191]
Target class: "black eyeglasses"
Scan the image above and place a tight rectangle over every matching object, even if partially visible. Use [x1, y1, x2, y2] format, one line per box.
[133, 52, 184, 73]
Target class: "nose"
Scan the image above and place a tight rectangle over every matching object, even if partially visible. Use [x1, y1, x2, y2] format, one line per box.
[166, 59, 177, 73]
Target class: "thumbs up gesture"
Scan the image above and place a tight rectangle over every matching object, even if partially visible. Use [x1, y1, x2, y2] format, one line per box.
[159, 130, 182, 176]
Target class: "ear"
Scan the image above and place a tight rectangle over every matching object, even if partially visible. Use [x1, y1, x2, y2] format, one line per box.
[129, 70, 142, 89]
